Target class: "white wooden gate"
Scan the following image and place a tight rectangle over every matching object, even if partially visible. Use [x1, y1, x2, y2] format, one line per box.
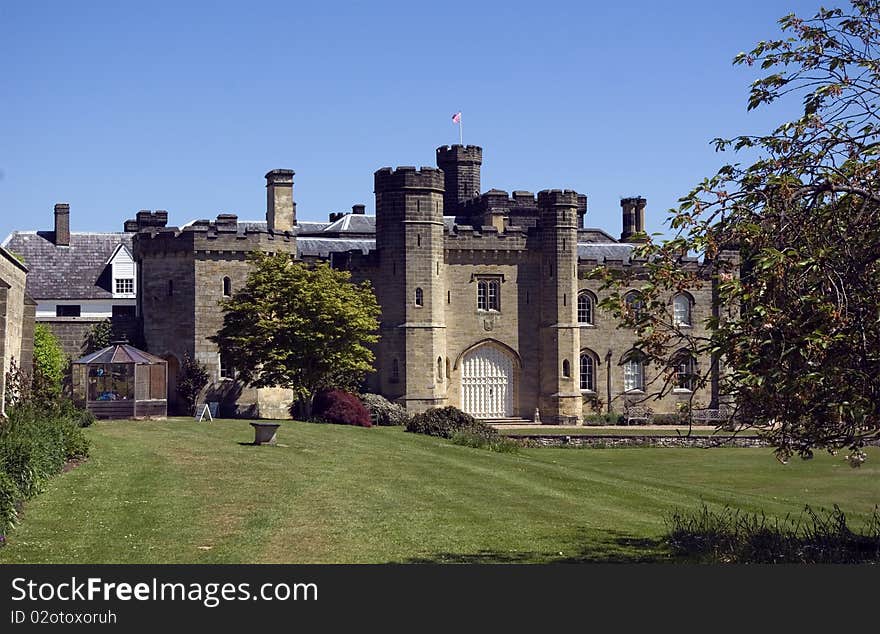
[461, 344, 514, 419]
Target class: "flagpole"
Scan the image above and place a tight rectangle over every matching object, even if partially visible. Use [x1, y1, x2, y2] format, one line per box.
[459, 114, 463, 145]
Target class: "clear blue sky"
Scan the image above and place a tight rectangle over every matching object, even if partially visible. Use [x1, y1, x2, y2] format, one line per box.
[1, 0, 825, 243]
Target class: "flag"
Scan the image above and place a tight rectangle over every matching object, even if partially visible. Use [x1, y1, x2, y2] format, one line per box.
[452, 111, 461, 124]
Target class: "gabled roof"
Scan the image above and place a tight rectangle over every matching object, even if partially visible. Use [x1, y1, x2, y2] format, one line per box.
[104, 242, 134, 266]
[1, 231, 132, 300]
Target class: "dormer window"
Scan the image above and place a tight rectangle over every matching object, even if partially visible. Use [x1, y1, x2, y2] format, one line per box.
[115, 278, 134, 295]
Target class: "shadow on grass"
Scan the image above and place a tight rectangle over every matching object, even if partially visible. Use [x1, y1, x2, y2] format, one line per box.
[397, 530, 673, 564]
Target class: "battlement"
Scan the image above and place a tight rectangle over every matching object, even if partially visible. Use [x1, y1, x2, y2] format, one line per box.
[126, 210, 169, 232]
[445, 224, 529, 252]
[133, 214, 295, 257]
[374, 166, 445, 193]
[537, 190, 580, 207]
[436, 144, 483, 164]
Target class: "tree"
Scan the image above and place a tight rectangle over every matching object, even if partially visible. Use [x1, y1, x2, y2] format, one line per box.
[83, 319, 113, 354]
[32, 324, 66, 400]
[596, 0, 880, 463]
[209, 253, 381, 417]
[176, 354, 210, 416]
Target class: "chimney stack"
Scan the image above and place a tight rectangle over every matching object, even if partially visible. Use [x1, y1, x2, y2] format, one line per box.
[352, 204, 365, 215]
[54, 203, 70, 246]
[620, 197, 647, 242]
[265, 169, 296, 233]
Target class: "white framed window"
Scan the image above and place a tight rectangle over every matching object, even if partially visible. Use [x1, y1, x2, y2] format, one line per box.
[579, 352, 596, 392]
[673, 293, 692, 326]
[477, 278, 501, 312]
[623, 354, 645, 392]
[115, 278, 134, 294]
[577, 291, 595, 325]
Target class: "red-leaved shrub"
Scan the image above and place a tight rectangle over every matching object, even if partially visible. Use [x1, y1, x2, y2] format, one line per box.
[312, 390, 372, 427]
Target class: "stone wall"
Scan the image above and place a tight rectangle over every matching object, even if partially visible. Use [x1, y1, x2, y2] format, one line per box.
[517, 434, 771, 448]
[575, 270, 716, 417]
[0, 248, 30, 414]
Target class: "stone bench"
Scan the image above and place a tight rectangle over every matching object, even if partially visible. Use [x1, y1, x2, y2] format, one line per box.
[250, 422, 281, 446]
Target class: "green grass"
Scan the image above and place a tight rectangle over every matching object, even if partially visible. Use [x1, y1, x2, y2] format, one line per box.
[0, 418, 877, 563]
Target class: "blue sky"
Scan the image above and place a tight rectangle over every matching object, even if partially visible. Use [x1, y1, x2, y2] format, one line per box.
[1, 0, 824, 243]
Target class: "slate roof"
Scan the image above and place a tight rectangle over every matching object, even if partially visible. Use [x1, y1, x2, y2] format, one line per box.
[1, 231, 132, 300]
[577, 243, 635, 263]
[321, 214, 376, 234]
[298, 238, 375, 257]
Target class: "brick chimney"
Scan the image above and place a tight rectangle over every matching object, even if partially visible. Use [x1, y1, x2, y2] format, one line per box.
[54, 203, 70, 246]
[351, 204, 365, 215]
[265, 169, 296, 233]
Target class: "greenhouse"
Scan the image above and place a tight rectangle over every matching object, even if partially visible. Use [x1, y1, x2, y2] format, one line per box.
[71, 342, 167, 419]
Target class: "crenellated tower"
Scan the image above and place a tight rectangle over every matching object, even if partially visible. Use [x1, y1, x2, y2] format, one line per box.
[374, 166, 448, 412]
[538, 190, 581, 424]
[436, 145, 482, 216]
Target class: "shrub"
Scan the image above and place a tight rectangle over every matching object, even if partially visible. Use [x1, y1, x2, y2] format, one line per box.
[360, 393, 409, 426]
[177, 354, 210, 416]
[313, 390, 372, 427]
[451, 429, 520, 454]
[666, 503, 880, 563]
[0, 470, 18, 538]
[583, 412, 623, 426]
[32, 324, 67, 399]
[0, 401, 91, 501]
[406, 406, 498, 440]
[652, 413, 687, 426]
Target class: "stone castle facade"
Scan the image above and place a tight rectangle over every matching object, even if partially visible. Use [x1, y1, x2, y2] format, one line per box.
[126, 144, 730, 422]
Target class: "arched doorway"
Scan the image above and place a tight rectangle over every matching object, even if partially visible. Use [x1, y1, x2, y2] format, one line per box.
[460, 343, 515, 419]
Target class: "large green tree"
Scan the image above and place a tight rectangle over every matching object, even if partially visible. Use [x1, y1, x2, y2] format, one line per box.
[596, 0, 880, 463]
[209, 253, 380, 417]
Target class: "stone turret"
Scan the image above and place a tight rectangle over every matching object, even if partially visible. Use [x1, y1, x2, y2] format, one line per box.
[436, 145, 482, 216]
[538, 190, 581, 425]
[374, 166, 448, 412]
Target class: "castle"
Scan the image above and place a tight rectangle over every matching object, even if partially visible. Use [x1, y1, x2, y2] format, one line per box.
[127, 144, 724, 422]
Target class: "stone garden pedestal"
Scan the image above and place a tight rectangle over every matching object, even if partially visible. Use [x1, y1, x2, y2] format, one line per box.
[250, 422, 281, 446]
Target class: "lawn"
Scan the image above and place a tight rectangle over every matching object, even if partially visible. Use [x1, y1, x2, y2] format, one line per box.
[0, 418, 877, 564]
